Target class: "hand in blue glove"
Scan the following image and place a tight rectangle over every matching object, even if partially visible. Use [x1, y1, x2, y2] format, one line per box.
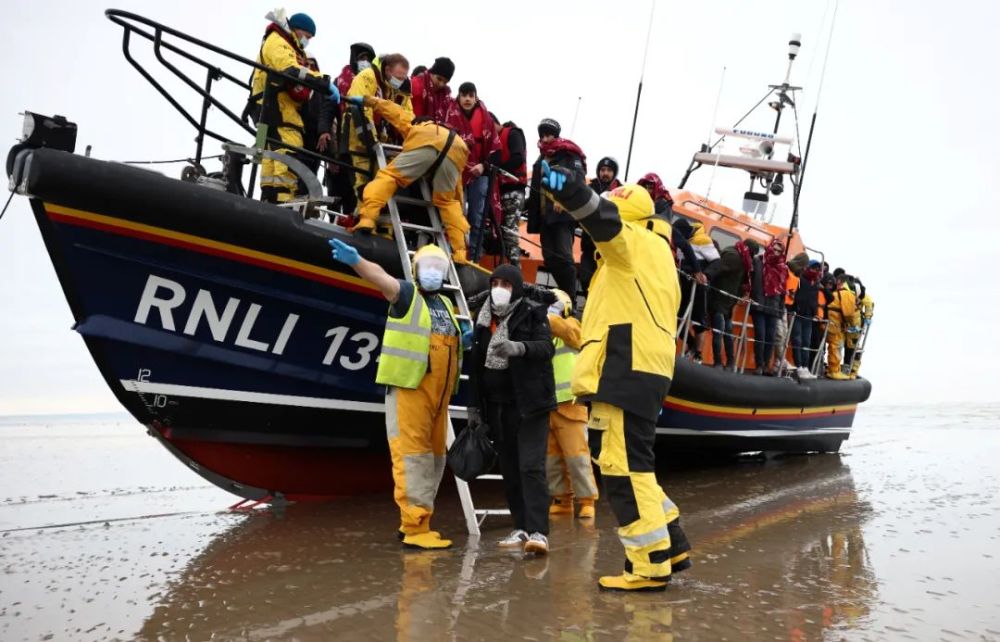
[540, 160, 567, 191]
[327, 82, 341, 104]
[847, 326, 861, 334]
[329, 238, 360, 266]
[346, 95, 365, 107]
[460, 320, 474, 351]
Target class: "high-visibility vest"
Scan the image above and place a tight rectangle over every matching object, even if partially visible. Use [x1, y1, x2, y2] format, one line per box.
[375, 291, 460, 389]
[552, 336, 577, 404]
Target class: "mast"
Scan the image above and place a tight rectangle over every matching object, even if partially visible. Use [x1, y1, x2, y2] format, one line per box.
[623, 0, 656, 181]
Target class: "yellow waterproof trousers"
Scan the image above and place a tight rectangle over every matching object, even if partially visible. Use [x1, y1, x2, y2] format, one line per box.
[845, 330, 862, 373]
[826, 315, 844, 375]
[591, 402, 680, 580]
[357, 147, 469, 263]
[546, 404, 599, 501]
[386, 334, 460, 536]
[261, 125, 302, 203]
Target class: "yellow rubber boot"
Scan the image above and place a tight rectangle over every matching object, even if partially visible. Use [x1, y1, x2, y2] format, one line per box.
[827, 370, 849, 380]
[577, 498, 596, 519]
[402, 532, 453, 550]
[549, 495, 574, 516]
[598, 572, 669, 592]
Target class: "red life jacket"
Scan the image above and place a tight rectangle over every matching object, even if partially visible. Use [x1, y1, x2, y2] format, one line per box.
[499, 125, 526, 186]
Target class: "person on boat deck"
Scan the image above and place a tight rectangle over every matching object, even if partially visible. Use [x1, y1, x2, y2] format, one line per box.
[636, 172, 674, 219]
[249, 11, 339, 203]
[825, 273, 861, 380]
[325, 42, 376, 212]
[454, 82, 500, 263]
[582, 157, 622, 295]
[705, 238, 759, 370]
[543, 288, 600, 519]
[773, 252, 810, 372]
[467, 264, 556, 555]
[791, 260, 823, 378]
[749, 239, 787, 375]
[300, 55, 336, 180]
[347, 94, 471, 264]
[492, 115, 528, 266]
[328, 241, 471, 549]
[411, 57, 460, 125]
[539, 167, 693, 592]
[527, 118, 586, 304]
[845, 277, 874, 379]
[346, 53, 413, 200]
[670, 218, 714, 360]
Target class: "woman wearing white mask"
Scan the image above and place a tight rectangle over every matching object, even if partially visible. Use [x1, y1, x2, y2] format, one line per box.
[329, 240, 472, 550]
[467, 264, 557, 555]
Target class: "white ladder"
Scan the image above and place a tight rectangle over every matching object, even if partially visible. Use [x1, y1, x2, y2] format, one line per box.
[371, 141, 509, 537]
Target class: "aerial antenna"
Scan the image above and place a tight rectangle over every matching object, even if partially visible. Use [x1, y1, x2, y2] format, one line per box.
[789, 0, 839, 235]
[703, 66, 727, 202]
[623, 0, 656, 181]
[568, 96, 583, 137]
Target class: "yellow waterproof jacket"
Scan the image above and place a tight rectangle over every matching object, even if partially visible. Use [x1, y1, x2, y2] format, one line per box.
[347, 64, 413, 150]
[251, 29, 321, 131]
[573, 201, 680, 422]
[859, 293, 874, 321]
[549, 314, 587, 421]
[828, 285, 861, 328]
[367, 97, 468, 172]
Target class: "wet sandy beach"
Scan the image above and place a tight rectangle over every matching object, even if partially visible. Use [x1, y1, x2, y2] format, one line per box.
[2, 405, 999, 641]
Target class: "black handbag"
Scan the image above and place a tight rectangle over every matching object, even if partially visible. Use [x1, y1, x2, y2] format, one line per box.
[447, 423, 498, 482]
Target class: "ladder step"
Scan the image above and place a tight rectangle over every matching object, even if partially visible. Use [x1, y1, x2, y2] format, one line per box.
[398, 221, 440, 234]
[474, 509, 510, 515]
[459, 374, 469, 381]
[476, 474, 503, 481]
[440, 283, 461, 291]
[455, 314, 471, 321]
[394, 195, 434, 207]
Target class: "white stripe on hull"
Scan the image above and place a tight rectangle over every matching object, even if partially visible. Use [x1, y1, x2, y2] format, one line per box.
[120, 379, 385, 413]
[655, 426, 850, 438]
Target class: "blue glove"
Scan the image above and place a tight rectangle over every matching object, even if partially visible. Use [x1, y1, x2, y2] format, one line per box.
[346, 95, 365, 107]
[328, 238, 360, 266]
[460, 320, 474, 351]
[540, 160, 567, 191]
[847, 326, 861, 334]
[327, 82, 341, 104]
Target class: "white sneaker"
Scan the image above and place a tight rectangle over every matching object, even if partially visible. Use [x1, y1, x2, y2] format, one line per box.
[524, 532, 549, 555]
[798, 367, 817, 380]
[498, 529, 528, 548]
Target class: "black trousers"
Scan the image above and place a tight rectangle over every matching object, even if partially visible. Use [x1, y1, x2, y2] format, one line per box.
[580, 234, 597, 295]
[488, 400, 550, 535]
[541, 222, 578, 298]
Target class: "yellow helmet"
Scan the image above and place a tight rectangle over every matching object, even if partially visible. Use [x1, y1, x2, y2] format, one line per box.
[549, 288, 573, 318]
[412, 243, 449, 277]
[607, 184, 654, 222]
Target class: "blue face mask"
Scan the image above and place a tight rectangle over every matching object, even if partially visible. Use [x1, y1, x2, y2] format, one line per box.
[417, 267, 444, 292]
[299, 36, 310, 49]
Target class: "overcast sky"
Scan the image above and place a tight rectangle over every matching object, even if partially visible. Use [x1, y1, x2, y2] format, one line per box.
[1, 0, 997, 414]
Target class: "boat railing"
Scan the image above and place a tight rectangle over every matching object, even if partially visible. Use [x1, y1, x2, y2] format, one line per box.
[674, 269, 863, 379]
[104, 9, 368, 207]
[679, 199, 777, 240]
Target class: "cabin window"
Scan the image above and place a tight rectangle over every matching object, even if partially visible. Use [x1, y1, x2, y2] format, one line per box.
[710, 227, 741, 251]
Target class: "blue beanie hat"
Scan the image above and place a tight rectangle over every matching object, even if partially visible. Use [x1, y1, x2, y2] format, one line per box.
[288, 13, 316, 36]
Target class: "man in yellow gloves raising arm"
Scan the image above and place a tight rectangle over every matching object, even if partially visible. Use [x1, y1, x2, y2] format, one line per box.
[329, 239, 472, 549]
[345, 95, 471, 265]
[539, 165, 693, 592]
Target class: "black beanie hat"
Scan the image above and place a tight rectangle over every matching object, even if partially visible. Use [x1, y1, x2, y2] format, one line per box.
[672, 218, 693, 239]
[428, 57, 455, 81]
[744, 238, 761, 256]
[489, 264, 524, 300]
[538, 117, 561, 138]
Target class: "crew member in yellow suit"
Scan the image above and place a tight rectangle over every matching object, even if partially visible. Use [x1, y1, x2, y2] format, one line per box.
[545, 288, 600, 519]
[345, 54, 413, 196]
[846, 279, 874, 378]
[328, 240, 472, 549]
[825, 273, 861, 380]
[540, 164, 692, 592]
[249, 11, 337, 203]
[346, 95, 470, 264]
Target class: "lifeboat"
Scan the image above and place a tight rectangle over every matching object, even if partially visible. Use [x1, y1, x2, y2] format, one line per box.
[5, 11, 870, 501]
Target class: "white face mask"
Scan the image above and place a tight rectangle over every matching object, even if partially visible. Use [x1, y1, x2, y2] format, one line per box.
[417, 267, 444, 292]
[491, 286, 512, 307]
[298, 36, 310, 49]
[388, 75, 405, 90]
[548, 303, 564, 317]
[357, 60, 372, 72]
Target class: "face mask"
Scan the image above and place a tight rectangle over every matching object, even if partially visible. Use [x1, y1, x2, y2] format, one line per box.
[357, 60, 372, 72]
[491, 287, 512, 307]
[299, 36, 310, 49]
[417, 267, 444, 292]
[388, 75, 405, 90]
[548, 302, 565, 317]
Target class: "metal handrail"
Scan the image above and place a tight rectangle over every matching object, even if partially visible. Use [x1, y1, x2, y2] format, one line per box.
[680, 199, 779, 238]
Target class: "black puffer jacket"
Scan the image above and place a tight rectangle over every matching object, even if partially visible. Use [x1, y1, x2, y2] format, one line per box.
[468, 298, 556, 417]
[527, 149, 586, 231]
